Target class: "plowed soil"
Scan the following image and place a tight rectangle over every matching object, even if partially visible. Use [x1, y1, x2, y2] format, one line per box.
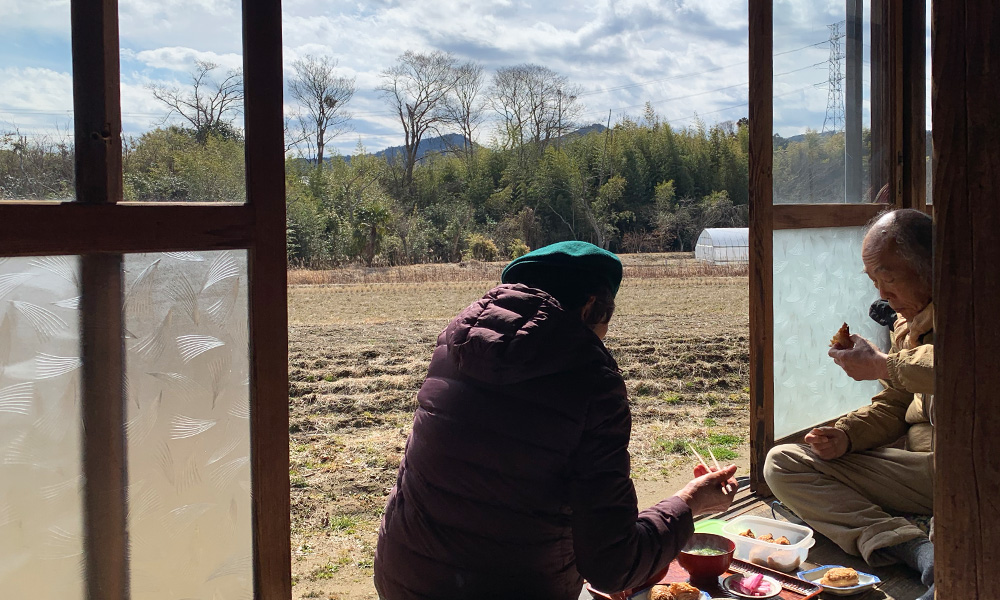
[286, 255, 750, 599]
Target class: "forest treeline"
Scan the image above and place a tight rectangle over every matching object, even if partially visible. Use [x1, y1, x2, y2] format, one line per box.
[1, 54, 865, 267]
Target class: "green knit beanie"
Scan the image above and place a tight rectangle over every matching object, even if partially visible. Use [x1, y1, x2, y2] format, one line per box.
[501, 241, 623, 301]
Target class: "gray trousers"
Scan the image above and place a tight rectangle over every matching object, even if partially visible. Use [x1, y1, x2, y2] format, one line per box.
[764, 444, 933, 564]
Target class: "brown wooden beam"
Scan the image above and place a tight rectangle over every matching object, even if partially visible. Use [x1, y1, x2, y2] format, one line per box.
[933, 0, 1000, 597]
[80, 254, 128, 600]
[71, 0, 122, 204]
[845, 0, 864, 203]
[0, 203, 254, 256]
[901, 0, 927, 211]
[773, 203, 886, 230]
[242, 0, 291, 598]
[748, 0, 773, 496]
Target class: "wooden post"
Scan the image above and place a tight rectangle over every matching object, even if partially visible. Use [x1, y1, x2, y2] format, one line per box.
[243, 0, 292, 598]
[845, 0, 863, 203]
[72, 0, 129, 598]
[748, 0, 774, 495]
[901, 0, 926, 211]
[932, 0, 1000, 597]
[79, 255, 128, 600]
[71, 0, 122, 204]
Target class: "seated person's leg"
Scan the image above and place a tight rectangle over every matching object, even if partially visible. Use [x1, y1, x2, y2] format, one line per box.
[764, 444, 932, 572]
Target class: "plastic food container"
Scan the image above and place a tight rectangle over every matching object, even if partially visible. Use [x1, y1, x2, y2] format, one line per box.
[720, 516, 815, 572]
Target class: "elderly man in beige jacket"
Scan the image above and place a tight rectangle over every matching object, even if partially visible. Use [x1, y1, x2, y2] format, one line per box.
[765, 209, 935, 600]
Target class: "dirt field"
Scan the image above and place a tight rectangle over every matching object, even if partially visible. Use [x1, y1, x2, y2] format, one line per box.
[286, 254, 750, 599]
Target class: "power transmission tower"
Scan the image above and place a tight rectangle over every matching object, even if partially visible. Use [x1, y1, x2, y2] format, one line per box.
[823, 21, 846, 133]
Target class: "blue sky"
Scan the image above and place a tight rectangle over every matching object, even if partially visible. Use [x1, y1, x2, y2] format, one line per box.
[1, 0, 929, 157]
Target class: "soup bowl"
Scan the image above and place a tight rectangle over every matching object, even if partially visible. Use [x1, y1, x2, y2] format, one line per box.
[677, 533, 735, 584]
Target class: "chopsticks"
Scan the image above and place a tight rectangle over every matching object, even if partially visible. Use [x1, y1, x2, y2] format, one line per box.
[688, 443, 735, 494]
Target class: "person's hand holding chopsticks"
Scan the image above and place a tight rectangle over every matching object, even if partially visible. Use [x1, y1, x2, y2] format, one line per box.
[674, 463, 738, 516]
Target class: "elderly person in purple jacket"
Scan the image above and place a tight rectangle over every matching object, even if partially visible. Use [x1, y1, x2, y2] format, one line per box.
[374, 241, 738, 600]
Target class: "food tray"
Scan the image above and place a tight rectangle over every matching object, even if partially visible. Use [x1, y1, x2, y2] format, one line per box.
[586, 557, 822, 600]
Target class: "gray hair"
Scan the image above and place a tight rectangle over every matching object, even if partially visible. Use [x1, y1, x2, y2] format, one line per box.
[865, 208, 933, 286]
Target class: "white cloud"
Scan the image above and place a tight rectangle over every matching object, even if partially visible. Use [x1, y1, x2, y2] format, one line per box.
[4, 0, 913, 155]
[134, 47, 243, 72]
[0, 67, 73, 134]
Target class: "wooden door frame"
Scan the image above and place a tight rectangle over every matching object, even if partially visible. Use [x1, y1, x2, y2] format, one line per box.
[748, 0, 926, 493]
[0, 0, 291, 598]
[932, 0, 1000, 596]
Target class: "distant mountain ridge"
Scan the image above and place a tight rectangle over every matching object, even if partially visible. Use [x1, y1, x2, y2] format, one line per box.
[373, 133, 472, 162]
[366, 124, 609, 162]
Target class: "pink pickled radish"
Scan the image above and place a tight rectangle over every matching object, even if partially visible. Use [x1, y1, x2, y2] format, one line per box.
[739, 573, 764, 595]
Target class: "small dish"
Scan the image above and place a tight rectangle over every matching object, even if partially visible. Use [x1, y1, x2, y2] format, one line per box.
[721, 573, 782, 598]
[796, 565, 880, 596]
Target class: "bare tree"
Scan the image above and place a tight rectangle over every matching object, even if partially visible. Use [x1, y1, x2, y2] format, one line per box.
[490, 64, 582, 152]
[148, 60, 244, 140]
[440, 61, 486, 157]
[288, 55, 356, 166]
[377, 50, 461, 197]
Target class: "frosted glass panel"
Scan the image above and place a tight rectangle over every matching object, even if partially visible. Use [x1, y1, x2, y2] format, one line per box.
[0, 257, 83, 599]
[773, 228, 885, 439]
[124, 251, 252, 599]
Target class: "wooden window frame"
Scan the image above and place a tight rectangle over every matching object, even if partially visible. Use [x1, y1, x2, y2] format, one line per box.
[0, 0, 291, 598]
[748, 0, 926, 493]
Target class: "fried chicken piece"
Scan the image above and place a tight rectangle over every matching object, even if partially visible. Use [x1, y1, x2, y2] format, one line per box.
[774, 536, 791, 545]
[820, 567, 860, 587]
[738, 528, 756, 538]
[830, 322, 854, 349]
[757, 533, 774, 543]
[650, 582, 701, 600]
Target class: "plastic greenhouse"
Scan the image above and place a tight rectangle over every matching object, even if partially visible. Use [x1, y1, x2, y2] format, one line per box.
[693, 228, 749, 265]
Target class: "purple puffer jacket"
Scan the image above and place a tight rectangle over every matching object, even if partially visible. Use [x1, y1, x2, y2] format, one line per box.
[374, 284, 693, 600]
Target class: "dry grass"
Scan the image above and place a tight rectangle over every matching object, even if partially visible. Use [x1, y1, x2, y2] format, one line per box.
[288, 253, 747, 286]
[286, 254, 750, 599]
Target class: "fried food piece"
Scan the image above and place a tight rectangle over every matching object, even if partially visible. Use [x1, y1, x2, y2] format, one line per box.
[670, 582, 702, 600]
[757, 533, 774, 543]
[820, 567, 860, 587]
[738, 528, 755, 538]
[830, 322, 854, 349]
[648, 582, 702, 600]
[774, 536, 791, 545]
[648, 585, 674, 600]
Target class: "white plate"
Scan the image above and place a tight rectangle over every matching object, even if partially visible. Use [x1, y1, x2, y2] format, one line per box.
[796, 565, 880, 596]
[721, 573, 782, 599]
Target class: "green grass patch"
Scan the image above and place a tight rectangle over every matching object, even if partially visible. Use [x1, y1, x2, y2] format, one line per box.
[707, 433, 741, 447]
[330, 514, 359, 534]
[655, 439, 690, 455]
[661, 393, 682, 405]
[310, 563, 339, 580]
[703, 417, 717, 427]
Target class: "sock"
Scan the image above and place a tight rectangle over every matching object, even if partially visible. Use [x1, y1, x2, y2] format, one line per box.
[918, 583, 934, 600]
[878, 536, 934, 587]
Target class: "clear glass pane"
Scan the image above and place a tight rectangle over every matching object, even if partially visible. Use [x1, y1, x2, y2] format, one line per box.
[0, 256, 83, 599]
[773, 1, 873, 204]
[773, 228, 884, 439]
[119, 1, 246, 202]
[124, 251, 252, 598]
[0, 4, 75, 201]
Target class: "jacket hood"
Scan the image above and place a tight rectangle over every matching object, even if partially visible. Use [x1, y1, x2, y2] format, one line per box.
[445, 284, 615, 385]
